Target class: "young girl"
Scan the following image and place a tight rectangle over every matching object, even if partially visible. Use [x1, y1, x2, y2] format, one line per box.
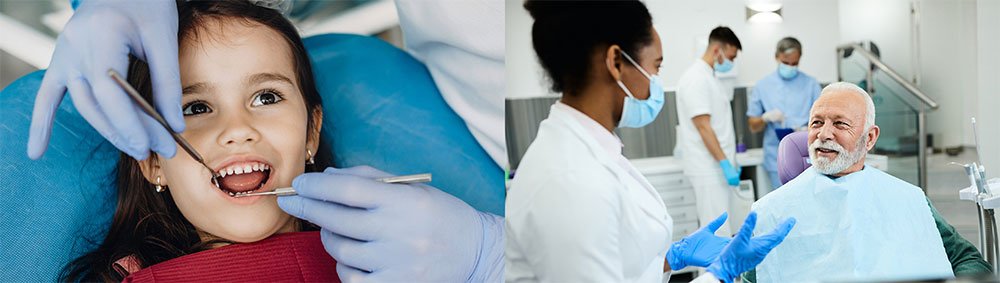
[61, 1, 332, 281]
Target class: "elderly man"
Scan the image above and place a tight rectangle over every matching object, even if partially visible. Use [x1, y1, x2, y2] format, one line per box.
[742, 82, 990, 282]
[747, 37, 821, 190]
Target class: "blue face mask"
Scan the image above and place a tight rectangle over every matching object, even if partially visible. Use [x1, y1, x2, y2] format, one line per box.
[778, 62, 798, 79]
[714, 52, 734, 73]
[616, 51, 665, 128]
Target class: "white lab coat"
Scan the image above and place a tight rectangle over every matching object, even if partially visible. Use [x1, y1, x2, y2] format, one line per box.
[394, 0, 507, 169]
[506, 102, 719, 283]
[675, 59, 738, 236]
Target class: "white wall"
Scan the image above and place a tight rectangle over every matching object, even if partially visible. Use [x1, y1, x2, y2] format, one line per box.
[838, 0, 981, 149]
[505, 0, 557, 99]
[505, 0, 841, 99]
[975, 0, 1000, 178]
[646, 0, 840, 90]
[915, 0, 979, 148]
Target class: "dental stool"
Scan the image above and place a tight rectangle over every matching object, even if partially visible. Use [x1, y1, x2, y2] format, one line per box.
[0, 34, 503, 281]
[777, 131, 811, 184]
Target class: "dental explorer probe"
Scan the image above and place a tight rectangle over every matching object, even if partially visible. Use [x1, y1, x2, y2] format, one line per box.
[234, 173, 433, 197]
[109, 69, 223, 188]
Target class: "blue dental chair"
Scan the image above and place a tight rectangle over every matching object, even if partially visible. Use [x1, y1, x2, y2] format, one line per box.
[0, 34, 503, 281]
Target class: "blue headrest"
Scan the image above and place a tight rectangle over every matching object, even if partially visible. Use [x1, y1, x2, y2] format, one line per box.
[0, 33, 502, 281]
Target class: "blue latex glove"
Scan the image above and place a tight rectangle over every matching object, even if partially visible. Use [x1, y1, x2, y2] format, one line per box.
[705, 212, 796, 283]
[277, 166, 504, 282]
[666, 212, 731, 271]
[28, 0, 183, 161]
[719, 159, 741, 186]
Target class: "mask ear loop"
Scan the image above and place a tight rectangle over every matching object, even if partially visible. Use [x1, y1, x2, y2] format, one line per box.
[620, 51, 652, 80]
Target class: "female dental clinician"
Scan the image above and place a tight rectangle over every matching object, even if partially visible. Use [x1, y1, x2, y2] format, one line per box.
[505, 1, 796, 282]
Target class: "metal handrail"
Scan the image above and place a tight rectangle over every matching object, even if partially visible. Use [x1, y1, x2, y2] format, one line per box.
[836, 43, 939, 109]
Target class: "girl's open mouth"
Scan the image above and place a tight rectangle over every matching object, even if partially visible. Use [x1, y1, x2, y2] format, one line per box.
[215, 161, 273, 197]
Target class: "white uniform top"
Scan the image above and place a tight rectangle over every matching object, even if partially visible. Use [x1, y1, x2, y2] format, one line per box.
[394, 0, 507, 169]
[507, 102, 727, 282]
[675, 59, 737, 175]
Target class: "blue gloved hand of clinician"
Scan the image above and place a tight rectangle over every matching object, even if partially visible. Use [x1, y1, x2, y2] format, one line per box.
[719, 159, 741, 186]
[28, 0, 184, 161]
[277, 166, 504, 282]
[666, 212, 732, 271]
[705, 212, 796, 283]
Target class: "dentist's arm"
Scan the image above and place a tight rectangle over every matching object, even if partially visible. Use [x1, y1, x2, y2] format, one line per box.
[277, 166, 503, 282]
[28, 0, 183, 161]
[693, 115, 741, 186]
[392, 0, 507, 169]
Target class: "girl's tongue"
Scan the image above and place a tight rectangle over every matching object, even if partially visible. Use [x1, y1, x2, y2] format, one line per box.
[220, 170, 267, 192]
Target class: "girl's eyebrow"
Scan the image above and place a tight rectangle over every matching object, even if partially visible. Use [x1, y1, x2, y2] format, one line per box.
[247, 72, 294, 86]
[182, 82, 210, 96]
[181, 72, 292, 96]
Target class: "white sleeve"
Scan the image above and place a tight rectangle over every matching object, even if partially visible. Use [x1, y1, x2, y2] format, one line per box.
[513, 169, 626, 281]
[677, 76, 713, 120]
[393, 0, 507, 169]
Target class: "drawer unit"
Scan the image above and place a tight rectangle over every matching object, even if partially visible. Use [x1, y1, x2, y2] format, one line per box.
[658, 188, 695, 207]
[645, 173, 689, 191]
[666, 204, 698, 223]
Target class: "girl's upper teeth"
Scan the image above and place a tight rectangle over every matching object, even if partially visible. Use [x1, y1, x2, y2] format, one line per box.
[218, 162, 270, 178]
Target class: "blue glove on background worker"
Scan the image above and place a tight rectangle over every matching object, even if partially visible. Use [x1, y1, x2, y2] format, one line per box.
[719, 159, 742, 186]
[277, 166, 504, 282]
[27, 0, 184, 161]
[706, 212, 796, 283]
[666, 212, 731, 271]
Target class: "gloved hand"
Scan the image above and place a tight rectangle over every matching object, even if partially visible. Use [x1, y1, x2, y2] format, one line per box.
[277, 166, 504, 282]
[666, 212, 732, 270]
[28, 0, 183, 161]
[719, 159, 741, 186]
[760, 109, 785, 123]
[705, 212, 796, 283]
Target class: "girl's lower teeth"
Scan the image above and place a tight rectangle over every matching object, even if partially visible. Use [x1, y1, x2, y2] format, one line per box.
[226, 189, 257, 197]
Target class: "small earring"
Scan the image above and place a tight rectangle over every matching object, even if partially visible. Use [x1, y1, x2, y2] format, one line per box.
[306, 149, 315, 165]
[155, 176, 166, 193]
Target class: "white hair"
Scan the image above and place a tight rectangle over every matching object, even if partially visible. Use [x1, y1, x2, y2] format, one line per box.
[819, 82, 875, 131]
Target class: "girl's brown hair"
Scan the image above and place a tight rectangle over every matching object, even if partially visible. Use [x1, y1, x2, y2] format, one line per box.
[61, 1, 330, 281]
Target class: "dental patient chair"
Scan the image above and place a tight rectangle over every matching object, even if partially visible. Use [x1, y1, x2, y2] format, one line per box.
[0, 34, 503, 281]
[776, 131, 811, 184]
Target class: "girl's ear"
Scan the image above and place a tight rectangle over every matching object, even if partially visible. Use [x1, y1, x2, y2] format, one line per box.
[306, 106, 323, 157]
[138, 154, 165, 186]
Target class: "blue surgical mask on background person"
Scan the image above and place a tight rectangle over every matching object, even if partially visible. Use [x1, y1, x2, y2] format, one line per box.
[714, 52, 734, 73]
[616, 51, 664, 128]
[778, 62, 798, 79]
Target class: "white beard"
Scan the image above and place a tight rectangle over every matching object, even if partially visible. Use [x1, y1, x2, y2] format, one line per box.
[809, 133, 868, 175]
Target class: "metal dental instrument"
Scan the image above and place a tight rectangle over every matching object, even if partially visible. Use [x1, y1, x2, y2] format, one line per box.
[108, 69, 222, 188]
[234, 173, 432, 197]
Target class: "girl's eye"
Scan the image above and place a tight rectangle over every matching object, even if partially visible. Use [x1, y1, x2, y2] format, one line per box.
[252, 89, 284, 106]
[183, 101, 211, 116]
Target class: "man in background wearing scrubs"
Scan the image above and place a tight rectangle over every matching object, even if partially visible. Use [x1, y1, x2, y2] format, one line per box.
[746, 37, 821, 190]
[675, 26, 742, 236]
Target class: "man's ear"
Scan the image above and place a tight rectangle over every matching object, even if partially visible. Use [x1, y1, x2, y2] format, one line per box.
[604, 44, 625, 82]
[138, 154, 164, 186]
[306, 106, 324, 156]
[865, 125, 880, 151]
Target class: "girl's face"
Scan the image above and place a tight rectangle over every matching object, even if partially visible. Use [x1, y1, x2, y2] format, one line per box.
[141, 18, 320, 243]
